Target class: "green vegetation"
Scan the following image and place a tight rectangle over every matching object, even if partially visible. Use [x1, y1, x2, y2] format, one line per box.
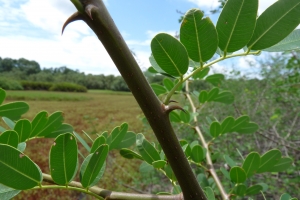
[0, 58, 130, 91]
[0, 0, 300, 200]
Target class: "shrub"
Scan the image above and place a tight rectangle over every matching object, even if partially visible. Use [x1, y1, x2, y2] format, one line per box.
[0, 77, 23, 90]
[21, 81, 52, 90]
[49, 82, 87, 92]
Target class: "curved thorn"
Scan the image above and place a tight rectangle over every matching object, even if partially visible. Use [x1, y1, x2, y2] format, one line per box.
[85, 4, 97, 20]
[169, 100, 178, 103]
[163, 104, 186, 114]
[62, 11, 83, 35]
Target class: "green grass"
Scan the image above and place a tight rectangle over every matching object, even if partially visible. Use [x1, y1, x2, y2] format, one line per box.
[4, 89, 131, 102]
[88, 89, 131, 95]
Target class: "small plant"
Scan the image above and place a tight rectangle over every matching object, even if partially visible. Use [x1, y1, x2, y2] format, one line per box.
[0, 0, 299, 199]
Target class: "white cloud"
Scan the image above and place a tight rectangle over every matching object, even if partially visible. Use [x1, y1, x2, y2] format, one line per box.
[186, 0, 219, 9]
[20, 0, 90, 35]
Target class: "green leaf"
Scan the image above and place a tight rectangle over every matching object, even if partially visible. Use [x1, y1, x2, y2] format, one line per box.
[17, 142, 26, 152]
[230, 166, 247, 183]
[151, 33, 189, 77]
[245, 184, 263, 195]
[231, 115, 250, 132]
[73, 131, 91, 152]
[106, 123, 128, 150]
[150, 84, 167, 96]
[263, 29, 300, 52]
[220, 167, 230, 180]
[205, 74, 224, 86]
[210, 121, 222, 138]
[80, 154, 106, 188]
[242, 152, 260, 178]
[197, 174, 210, 188]
[2, 117, 15, 129]
[216, 0, 258, 53]
[235, 122, 259, 134]
[180, 110, 190, 123]
[0, 126, 6, 133]
[49, 133, 78, 185]
[30, 111, 48, 138]
[36, 112, 64, 137]
[204, 187, 215, 200]
[149, 54, 167, 74]
[169, 111, 181, 123]
[233, 184, 247, 197]
[0, 184, 20, 200]
[207, 88, 219, 102]
[0, 89, 5, 105]
[280, 193, 292, 200]
[180, 9, 218, 62]
[248, 0, 300, 50]
[258, 183, 268, 192]
[148, 66, 158, 74]
[193, 67, 210, 79]
[152, 160, 167, 169]
[45, 123, 74, 138]
[224, 155, 237, 167]
[90, 136, 106, 153]
[165, 164, 177, 181]
[221, 116, 235, 134]
[0, 144, 41, 190]
[257, 149, 282, 173]
[270, 157, 293, 172]
[14, 119, 31, 143]
[191, 145, 205, 162]
[139, 161, 154, 173]
[190, 140, 199, 149]
[80, 144, 109, 188]
[182, 144, 192, 157]
[0, 130, 19, 148]
[163, 78, 174, 91]
[115, 131, 135, 149]
[199, 90, 208, 103]
[213, 91, 234, 104]
[136, 133, 160, 165]
[0, 102, 29, 120]
[120, 148, 143, 160]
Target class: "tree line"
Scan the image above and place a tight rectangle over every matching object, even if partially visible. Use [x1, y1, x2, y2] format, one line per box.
[0, 56, 130, 91]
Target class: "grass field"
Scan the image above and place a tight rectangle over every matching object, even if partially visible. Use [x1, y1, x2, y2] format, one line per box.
[2, 90, 151, 200]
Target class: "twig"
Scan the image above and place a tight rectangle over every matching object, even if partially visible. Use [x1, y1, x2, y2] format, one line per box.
[185, 81, 229, 200]
[42, 173, 182, 200]
[256, 131, 300, 153]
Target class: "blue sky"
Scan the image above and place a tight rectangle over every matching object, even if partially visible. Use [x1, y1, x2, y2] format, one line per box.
[0, 0, 278, 75]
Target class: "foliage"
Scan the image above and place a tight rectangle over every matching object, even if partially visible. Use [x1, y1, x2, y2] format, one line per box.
[49, 82, 87, 93]
[0, 77, 23, 90]
[21, 81, 52, 91]
[0, 58, 130, 91]
[0, 0, 300, 200]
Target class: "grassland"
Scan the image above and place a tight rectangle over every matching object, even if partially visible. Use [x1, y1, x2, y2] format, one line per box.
[3, 90, 151, 200]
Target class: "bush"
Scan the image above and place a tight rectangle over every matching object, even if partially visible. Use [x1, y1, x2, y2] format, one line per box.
[49, 82, 87, 92]
[0, 78, 23, 90]
[21, 81, 52, 90]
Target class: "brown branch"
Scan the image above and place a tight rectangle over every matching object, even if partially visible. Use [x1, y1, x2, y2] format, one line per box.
[63, 0, 207, 199]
